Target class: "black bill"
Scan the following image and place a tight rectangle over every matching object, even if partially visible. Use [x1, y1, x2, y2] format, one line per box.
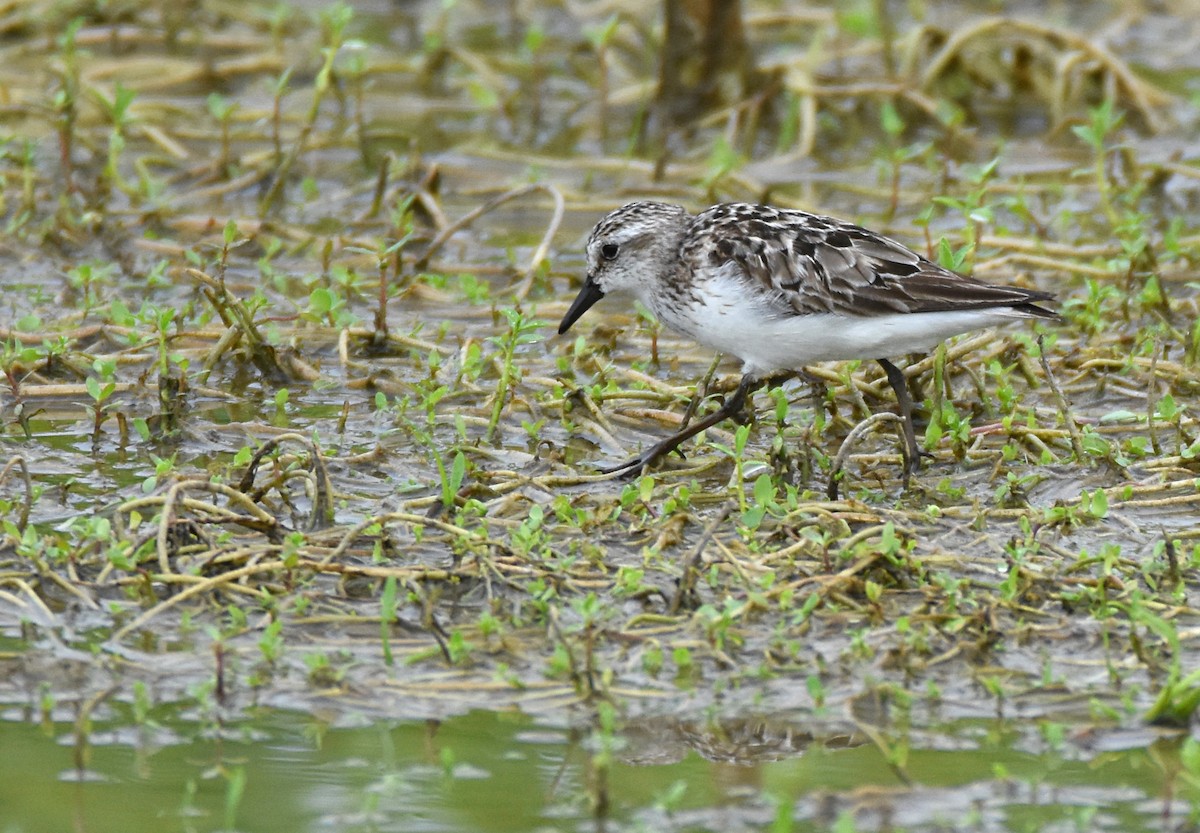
[558, 276, 605, 334]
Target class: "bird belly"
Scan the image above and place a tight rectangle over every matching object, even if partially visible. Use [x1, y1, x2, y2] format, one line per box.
[679, 308, 1032, 377]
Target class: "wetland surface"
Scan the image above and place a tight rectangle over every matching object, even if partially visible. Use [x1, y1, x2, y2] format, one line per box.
[1, 1, 1199, 830]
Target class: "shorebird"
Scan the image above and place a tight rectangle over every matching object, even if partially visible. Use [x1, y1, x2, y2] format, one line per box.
[559, 201, 1057, 478]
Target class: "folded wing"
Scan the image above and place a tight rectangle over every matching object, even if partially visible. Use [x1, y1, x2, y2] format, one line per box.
[681, 204, 1056, 319]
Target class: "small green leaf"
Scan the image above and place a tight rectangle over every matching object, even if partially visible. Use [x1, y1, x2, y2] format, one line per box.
[753, 473, 774, 507]
[109, 299, 135, 327]
[1155, 394, 1179, 421]
[880, 100, 904, 138]
[449, 451, 466, 495]
[308, 287, 333, 315]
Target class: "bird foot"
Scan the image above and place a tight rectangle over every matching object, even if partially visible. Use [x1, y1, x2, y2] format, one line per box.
[596, 437, 685, 478]
[596, 453, 653, 478]
[903, 448, 935, 477]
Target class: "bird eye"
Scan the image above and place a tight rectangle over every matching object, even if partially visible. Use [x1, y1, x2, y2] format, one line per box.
[600, 243, 619, 260]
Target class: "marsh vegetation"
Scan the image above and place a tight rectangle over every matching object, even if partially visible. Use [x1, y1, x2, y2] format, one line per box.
[1, 1, 1199, 830]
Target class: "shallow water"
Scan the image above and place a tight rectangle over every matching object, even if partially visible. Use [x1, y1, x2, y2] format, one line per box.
[1, 708, 1194, 833]
[2, 0, 1200, 829]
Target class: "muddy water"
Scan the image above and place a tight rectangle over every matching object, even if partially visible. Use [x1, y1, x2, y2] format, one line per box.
[2, 0, 1200, 830]
[0, 709, 1189, 832]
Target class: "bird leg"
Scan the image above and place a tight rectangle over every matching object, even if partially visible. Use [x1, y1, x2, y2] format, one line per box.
[876, 358, 932, 476]
[599, 375, 757, 477]
[677, 353, 725, 433]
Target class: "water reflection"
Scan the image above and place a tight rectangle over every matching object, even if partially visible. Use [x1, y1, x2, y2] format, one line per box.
[0, 708, 1192, 833]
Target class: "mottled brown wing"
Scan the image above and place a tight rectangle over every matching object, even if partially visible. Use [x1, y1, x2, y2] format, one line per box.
[681, 204, 1055, 318]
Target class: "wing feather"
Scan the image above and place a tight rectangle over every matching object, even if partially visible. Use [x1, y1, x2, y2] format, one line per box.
[679, 204, 1056, 319]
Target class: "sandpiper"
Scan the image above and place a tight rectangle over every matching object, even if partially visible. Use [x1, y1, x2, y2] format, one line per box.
[558, 201, 1057, 478]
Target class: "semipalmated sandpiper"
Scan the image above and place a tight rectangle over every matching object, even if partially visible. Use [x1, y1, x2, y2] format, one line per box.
[559, 201, 1058, 478]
